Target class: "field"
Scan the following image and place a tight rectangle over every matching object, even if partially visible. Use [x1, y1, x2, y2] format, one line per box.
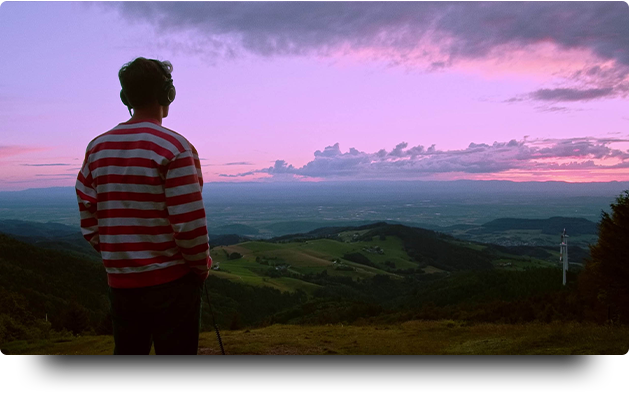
[209, 234, 427, 293]
[2, 321, 627, 355]
[207, 226, 575, 293]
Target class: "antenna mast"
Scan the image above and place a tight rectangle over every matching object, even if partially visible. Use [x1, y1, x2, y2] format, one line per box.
[560, 229, 569, 285]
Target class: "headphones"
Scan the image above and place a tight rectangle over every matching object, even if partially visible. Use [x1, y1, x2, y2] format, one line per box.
[120, 59, 176, 115]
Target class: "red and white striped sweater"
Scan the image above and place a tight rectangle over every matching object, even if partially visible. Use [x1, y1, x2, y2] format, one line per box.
[75, 119, 211, 288]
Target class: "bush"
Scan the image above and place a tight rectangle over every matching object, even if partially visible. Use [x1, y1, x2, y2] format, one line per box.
[60, 301, 91, 336]
[342, 252, 375, 266]
[0, 314, 29, 344]
[229, 252, 243, 260]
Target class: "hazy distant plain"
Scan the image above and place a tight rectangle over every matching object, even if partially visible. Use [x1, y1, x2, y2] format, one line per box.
[0, 181, 626, 239]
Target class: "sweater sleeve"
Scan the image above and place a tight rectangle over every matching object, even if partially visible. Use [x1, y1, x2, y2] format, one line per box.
[164, 149, 211, 279]
[76, 154, 100, 253]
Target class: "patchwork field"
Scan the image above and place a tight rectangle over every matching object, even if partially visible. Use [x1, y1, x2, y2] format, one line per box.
[209, 235, 427, 293]
[207, 226, 571, 293]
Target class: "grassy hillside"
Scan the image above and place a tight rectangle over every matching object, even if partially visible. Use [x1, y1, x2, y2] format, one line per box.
[208, 222, 570, 295]
[0, 233, 108, 314]
[0, 231, 308, 342]
[0, 232, 110, 341]
[2, 320, 627, 355]
[209, 229, 426, 293]
[0, 219, 599, 350]
[0, 219, 100, 258]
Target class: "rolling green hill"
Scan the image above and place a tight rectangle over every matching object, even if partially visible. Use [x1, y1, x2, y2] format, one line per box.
[210, 221, 567, 292]
[0, 219, 100, 259]
[0, 232, 110, 342]
[0, 219, 589, 347]
[0, 231, 306, 343]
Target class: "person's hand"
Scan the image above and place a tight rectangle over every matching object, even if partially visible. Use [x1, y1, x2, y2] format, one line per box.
[195, 268, 209, 283]
[188, 263, 209, 285]
[190, 257, 211, 283]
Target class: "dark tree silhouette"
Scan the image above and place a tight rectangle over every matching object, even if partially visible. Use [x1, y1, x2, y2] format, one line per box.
[579, 191, 629, 324]
[61, 301, 91, 335]
[228, 252, 243, 260]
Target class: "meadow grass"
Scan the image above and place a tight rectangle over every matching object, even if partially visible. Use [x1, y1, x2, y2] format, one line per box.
[3, 321, 627, 355]
[212, 235, 423, 282]
[448, 240, 488, 252]
[210, 236, 412, 291]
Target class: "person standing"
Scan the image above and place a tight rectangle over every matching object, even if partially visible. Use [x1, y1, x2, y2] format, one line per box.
[75, 57, 211, 355]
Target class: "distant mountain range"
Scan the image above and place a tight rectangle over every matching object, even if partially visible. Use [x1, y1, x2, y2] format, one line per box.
[1, 180, 627, 200]
[0, 182, 625, 242]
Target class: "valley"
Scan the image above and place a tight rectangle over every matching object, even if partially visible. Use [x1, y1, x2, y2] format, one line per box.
[0, 183, 627, 354]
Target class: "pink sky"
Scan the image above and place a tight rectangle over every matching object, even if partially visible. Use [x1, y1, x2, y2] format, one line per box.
[0, 1, 628, 190]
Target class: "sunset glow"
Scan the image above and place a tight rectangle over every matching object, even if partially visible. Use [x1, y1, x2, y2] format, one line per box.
[0, 1, 628, 190]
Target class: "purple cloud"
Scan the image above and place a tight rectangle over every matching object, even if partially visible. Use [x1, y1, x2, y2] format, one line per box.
[223, 137, 629, 180]
[389, 142, 409, 157]
[108, 2, 628, 66]
[530, 88, 616, 102]
[107, 2, 629, 104]
[20, 163, 71, 167]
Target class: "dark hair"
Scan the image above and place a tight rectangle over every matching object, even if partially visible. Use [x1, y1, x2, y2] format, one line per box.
[118, 57, 173, 108]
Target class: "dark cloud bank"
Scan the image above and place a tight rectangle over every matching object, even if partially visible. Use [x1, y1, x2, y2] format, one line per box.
[104, 1, 629, 103]
[110, 2, 628, 66]
[107, 1, 629, 103]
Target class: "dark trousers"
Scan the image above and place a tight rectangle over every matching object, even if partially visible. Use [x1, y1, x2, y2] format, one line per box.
[108, 272, 203, 355]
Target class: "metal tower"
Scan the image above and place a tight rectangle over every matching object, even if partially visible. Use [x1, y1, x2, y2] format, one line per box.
[560, 229, 569, 285]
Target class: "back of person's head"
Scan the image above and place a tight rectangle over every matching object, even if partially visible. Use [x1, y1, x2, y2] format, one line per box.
[118, 57, 173, 109]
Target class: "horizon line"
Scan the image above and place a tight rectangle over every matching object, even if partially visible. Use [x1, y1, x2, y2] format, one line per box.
[0, 179, 629, 193]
